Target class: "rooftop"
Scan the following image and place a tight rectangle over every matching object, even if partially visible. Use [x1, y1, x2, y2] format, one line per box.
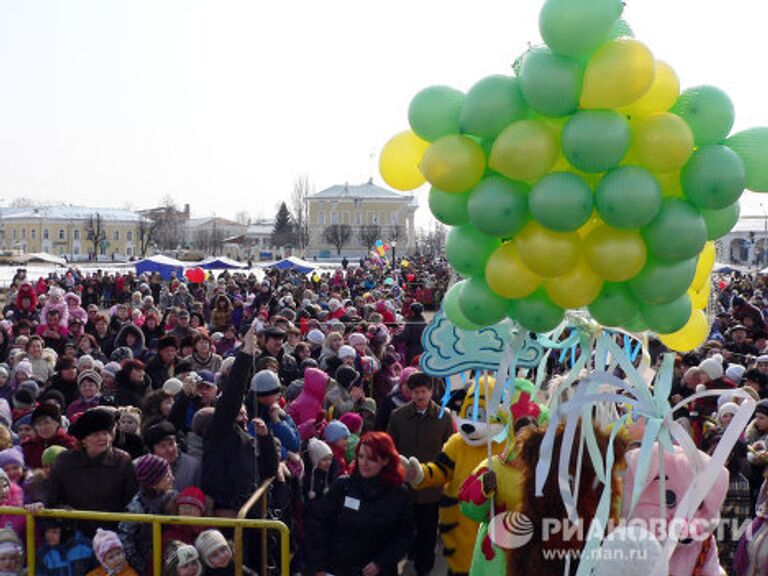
[1, 206, 148, 222]
[310, 180, 413, 202]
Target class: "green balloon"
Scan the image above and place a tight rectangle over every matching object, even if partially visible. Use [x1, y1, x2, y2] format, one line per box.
[445, 225, 501, 278]
[562, 110, 630, 173]
[429, 187, 470, 226]
[408, 85, 465, 142]
[509, 289, 565, 333]
[519, 47, 583, 117]
[671, 86, 734, 146]
[642, 199, 707, 262]
[539, 0, 623, 56]
[529, 172, 593, 232]
[588, 282, 639, 327]
[443, 282, 481, 330]
[595, 166, 662, 229]
[681, 145, 746, 210]
[726, 128, 768, 192]
[700, 202, 741, 241]
[460, 76, 529, 139]
[623, 314, 648, 333]
[468, 176, 530, 237]
[628, 256, 698, 305]
[458, 277, 510, 326]
[610, 18, 634, 39]
[640, 293, 692, 334]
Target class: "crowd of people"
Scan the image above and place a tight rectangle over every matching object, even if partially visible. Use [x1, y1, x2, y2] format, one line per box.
[3, 255, 768, 575]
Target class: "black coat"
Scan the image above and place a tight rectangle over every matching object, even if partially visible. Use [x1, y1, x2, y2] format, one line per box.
[304, 473, 415, 576]
[201, 352, 278, 511]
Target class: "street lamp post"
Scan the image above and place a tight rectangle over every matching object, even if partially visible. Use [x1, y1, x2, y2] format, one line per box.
[391, 241, 397, 268]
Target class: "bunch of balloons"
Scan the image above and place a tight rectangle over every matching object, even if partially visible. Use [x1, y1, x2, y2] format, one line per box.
[379, 0, 768, 352]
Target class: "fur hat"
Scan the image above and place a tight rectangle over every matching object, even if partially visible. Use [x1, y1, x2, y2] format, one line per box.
[69, 408, 115, 440]
[338, 345, 356, 361]
[13, 388, 35, 410]
[334, 366, 359, 389]
[110, 347, 133, 364]
[347, 332, 367, 348]
[163, 378, 183, 396]
[195, 530, 230, 567]
[31, 403, 61, 425]
[699, 354, 724, 381]
[250, 370, 281, 396]
[306, 329, 325, 345]
[134, 454, 171, 490]
[92, 529, 123, 567]
[323, 421, 350, 444]
[143, 421, 176, 453]
[718, 402, 739, 421]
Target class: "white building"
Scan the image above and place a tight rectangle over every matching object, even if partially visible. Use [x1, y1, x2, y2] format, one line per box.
[718, 193, 768, 267]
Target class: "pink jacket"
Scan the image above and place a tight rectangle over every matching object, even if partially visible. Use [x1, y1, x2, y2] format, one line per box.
[287, 368, 328, 441]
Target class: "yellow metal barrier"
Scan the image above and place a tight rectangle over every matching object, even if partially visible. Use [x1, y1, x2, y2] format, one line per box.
[0, 503, 290, 575]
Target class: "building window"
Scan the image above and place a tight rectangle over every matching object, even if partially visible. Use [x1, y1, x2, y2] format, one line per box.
[43, 229, 49, 240]
[21, 229, 25, 240]
[126, 247, 133, 256]
[58, 229, 65, 240]
[73, 230, 79, 240]
[113, 230, 120, 242]
[127, 231, 133, 241]
[370, 212, 379, 225]
[73, 246, 80, 256]
[12, 230, 16, 241]
[331, 212, 339, 225]
[318, 212, 325, 226]
[31, 229, 36, 240]
[354, 212, 362, 226]
[341, 211, 349, 225]
[391, 211, 399, 225]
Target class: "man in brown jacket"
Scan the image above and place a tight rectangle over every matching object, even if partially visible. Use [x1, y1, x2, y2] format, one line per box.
[387, 372, 453, 576]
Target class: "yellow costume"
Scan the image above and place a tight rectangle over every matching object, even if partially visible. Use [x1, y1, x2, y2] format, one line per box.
[404, 378, 505, 576]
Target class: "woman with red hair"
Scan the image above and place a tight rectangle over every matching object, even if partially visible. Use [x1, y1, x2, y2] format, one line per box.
[305, 431, 415, 576]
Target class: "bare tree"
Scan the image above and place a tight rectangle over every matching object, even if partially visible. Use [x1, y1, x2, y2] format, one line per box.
[137, 217, 158, 258]
[234, 210, 251, 226]
[148, 196, 186, 252]
[291, 175, 311, 253]
[387, 225, 405, 245]
[323, 224, 352, 256]
[9, 198, 36, 208]
[86, 213, 106, 261]
[357, 224, 381, 251]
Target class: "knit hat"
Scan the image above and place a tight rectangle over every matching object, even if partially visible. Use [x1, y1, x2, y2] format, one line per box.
[359, 397, 377, 415]
[0, 448, 23, 470]
[163, 378, 184, 396]
[76, 355, 95, 371]
[338, 345, 356, 361]
[18, 379, 39, 399]
[77, 369, 102, 388]
[334, 366, 360, 390]
[0, 528, 22, 558]
[11, 414, 31, 433]
[725, 364, 746, 383]
[323, 420, 350, 444]
[14, 360, 32, 377]
[143, 421, 176, 453]
[110, 347, 133, 364]
[134, 454, 171, 490]
[195, 530, 230, 567]
[348, 332, 367, 348]
[102, 362, 121, 379]
[699, 354, 724, 381]
[307, 329, 325, 345]
[69, 408, 116, 440]
[176, 486, 206, 513]
[339, 412, 363, 434]
[165, 542, 201, 576]
[92, 529, 123, 567]
[307, 438, 333, 468]
[13, 388, 35, 410]
[31, 403, 61, 425]
[250, 370, 281, 396]
[41, 445, 67, 468]
[757, 399, 768, 417]
[718, 402, 739, 421]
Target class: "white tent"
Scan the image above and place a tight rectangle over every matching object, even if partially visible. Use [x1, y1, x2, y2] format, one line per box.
[19, 252, 67, 266]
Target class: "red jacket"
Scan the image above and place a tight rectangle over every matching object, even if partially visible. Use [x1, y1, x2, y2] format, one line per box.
[22, 428, 78, 469]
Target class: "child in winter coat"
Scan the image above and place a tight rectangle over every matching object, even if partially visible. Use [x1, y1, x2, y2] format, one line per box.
[87, 529, 138, 576]
[287, 368, 330, 441]
[322, 421, 350, 474]
[162, 488, 207, 548]
[0, 470, 24, 540]
[195, 530, 252, 576]
[302, 438, 339, 512]
[163, 541, 202, 576]
[0, 528, 24, 576]
[339, 412, 363, 463]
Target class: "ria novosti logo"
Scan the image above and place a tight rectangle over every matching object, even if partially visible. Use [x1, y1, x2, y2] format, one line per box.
[490, 512, 535, 549]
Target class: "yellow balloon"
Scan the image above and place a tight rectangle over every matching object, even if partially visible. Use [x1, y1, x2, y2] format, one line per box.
[379, 130, 430, 191]
[489, 120, 559, 181]
[583, 225, 647, 282]
[655, 170, 683, 198]
[659, 309, 709, 352]
[420, 135, 486, 193]
[580, 39, 656, 110]
[545, 258, 604, 309]
[691, 241, 716, 291]
[577, 212, 604, 239]
[689, 280, 710, 310]
[514, 221, 581, 278]
[621, 61, 680, 118]
[486, 242, 543, 299]
[631, 113, 694, 173]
